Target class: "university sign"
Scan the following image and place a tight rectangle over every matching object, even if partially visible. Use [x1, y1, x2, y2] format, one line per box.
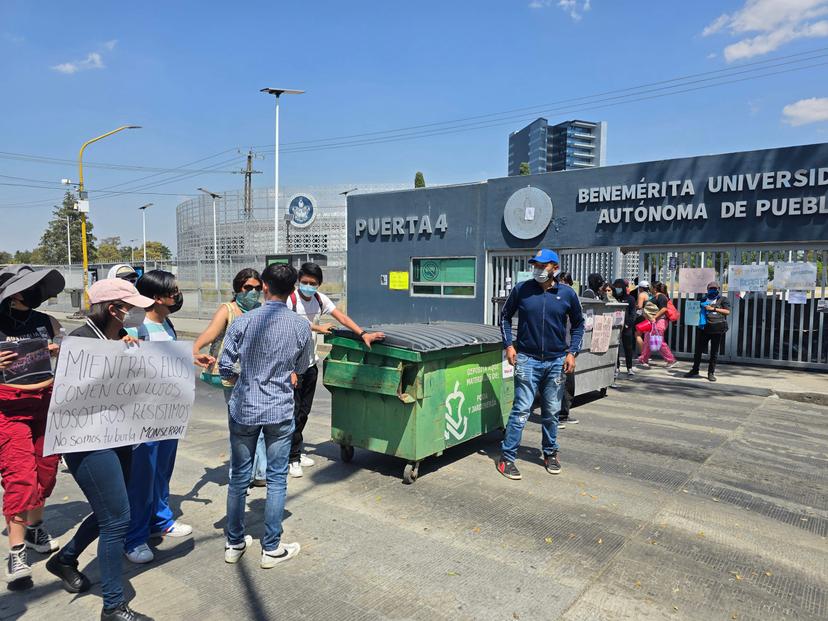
[354, 213, 448, 239]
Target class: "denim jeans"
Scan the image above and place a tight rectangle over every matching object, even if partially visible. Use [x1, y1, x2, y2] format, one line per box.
[226, 416, 294, 552]
[225, 388, 267, 482]
[125, 439, 178, 552]
[501, 353, 565, 463]
[60, 447, 132, 609]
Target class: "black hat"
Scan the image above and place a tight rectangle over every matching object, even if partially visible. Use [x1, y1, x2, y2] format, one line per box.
[0, 265, 65, 307]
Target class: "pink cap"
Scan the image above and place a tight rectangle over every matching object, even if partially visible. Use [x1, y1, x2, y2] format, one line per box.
[88, 278, 154, 308]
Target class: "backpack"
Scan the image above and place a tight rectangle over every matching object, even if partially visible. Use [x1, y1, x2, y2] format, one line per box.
[288, 290, 322, 311]
[665, 298, 680, 322]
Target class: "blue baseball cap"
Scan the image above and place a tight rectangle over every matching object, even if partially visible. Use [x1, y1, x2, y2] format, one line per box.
[528, 248, 560, 264]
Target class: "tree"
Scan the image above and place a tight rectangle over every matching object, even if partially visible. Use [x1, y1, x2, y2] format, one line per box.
[36, 191, 97, 265]
[414, 171, 426, 188]
[97, 236, 123, 264]
[519, 162, 531, 176]
[144, 241, 172, 261]
[0, 251, 12, 264]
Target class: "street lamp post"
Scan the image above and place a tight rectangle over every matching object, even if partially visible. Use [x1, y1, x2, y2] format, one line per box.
[260, 87, 304, 253]
[197, 188, 222, 293]
[128, 239, 137, 264]
[138, 203, 152, 270]
[77, 125, 140, 306]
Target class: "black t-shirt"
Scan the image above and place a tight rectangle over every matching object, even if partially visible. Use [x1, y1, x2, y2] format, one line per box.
[0, 309, 56, 384]
[653, 293, 669, 310]
[68, 323, 127, 339]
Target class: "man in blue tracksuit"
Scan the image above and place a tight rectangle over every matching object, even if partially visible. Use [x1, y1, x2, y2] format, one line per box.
[498, 248, 585, 480]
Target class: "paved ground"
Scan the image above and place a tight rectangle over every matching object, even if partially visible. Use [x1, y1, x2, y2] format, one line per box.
[3, 374, 827, 620]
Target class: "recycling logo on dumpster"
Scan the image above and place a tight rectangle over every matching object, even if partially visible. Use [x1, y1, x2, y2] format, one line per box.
[444, 382, 468, 441]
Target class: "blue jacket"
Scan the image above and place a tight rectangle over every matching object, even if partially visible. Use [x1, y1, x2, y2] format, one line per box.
[500, 280, 585, 359]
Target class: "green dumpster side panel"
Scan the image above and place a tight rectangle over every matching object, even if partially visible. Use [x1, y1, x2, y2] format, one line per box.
[325, 340, 514, 463]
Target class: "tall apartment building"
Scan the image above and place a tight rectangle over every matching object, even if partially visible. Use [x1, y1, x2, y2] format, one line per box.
[508, 118, 606, 176]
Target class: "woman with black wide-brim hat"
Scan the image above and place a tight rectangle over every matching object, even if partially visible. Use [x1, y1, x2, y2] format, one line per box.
[0, 265, 65, 584]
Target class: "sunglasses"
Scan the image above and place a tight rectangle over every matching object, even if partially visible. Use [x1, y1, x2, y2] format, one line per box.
[241, 284, 263, 292]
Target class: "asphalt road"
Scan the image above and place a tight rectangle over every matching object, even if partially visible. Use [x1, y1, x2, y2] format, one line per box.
[3, 377, 827, 620]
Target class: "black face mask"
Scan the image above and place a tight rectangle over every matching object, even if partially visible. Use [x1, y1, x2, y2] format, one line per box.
[166, 292, 183, 314]
[21, 288, 44, 309]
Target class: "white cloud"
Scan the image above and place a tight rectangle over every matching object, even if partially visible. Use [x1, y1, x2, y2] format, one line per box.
[530, 0, 592, 21]
[703, 0, 828, 61]
[52, 52, 105, 74]
[707, 52, 717, 59]
[103, 39, 118, 51]
[782, 96, 828, 125]
[2, 32, 25, 44]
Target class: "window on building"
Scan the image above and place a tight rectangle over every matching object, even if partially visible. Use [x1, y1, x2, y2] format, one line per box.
[411, 257, 476, 297]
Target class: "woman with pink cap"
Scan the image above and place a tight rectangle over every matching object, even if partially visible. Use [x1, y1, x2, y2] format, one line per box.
[45, 279, 156, 621]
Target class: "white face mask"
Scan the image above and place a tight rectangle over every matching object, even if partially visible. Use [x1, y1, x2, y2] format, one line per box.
[117, 306, 146, 329]
[532, 267, 550, 283]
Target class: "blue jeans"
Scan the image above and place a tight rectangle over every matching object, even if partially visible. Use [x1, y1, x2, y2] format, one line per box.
[225, 388, 267, 482]
[226, 416, 294, 552]
[125, 439, 178, 552]
[501, 354, 565, 463]
[60, 447, 132, 609]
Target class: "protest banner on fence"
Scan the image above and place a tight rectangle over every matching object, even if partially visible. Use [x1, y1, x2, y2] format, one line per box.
[772, 262, 817, 291]
[728, 264, 768, 292]
[44, 337, 196, 456]
[684, 300, 702, 326]
[788, 291, 807, 305]
[591, 314, 614, 354]
[678, 268, 716, 294]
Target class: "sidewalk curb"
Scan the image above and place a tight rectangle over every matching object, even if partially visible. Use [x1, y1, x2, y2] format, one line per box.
[772, 390, 828, 407]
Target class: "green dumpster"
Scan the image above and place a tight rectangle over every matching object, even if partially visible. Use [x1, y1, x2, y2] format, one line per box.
[323, 322, 514, 483]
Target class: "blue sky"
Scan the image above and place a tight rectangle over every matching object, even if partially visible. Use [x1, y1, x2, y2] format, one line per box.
[2, 0, 828, 253]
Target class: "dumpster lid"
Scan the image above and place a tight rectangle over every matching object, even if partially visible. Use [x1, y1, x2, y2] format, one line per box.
[332, 322, 503, 353]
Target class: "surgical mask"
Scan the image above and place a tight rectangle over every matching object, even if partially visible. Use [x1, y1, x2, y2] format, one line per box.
[614, 287, 624, 296]
[235, 290, 261, 312]
[532, 267, 550, 283]
[118, 306, 146, 329]
[298, 284, 318, 297]
[166, 292, 183, 314]
[552, 268, 561, 278]
[707, 289, 719, 299]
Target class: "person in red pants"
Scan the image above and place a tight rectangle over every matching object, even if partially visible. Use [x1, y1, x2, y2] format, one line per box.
[0, 265, 64, 584]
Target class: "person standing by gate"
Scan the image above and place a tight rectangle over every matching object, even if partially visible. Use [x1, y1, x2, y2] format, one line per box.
[684, 281, 730, 382]
[556, 271, 578, 428]
[637, 281, 678, 368]
[286, 263, 384, 478]
[612, 279, 637, 376]
[498, 249, 584, 480]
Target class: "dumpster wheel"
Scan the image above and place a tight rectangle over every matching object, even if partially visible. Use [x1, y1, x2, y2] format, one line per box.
[340, 444, 354, 463]
[403, 462, 420, 485]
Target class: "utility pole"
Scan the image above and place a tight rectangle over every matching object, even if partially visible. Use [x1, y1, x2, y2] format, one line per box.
[66, 215, 72, 269]
[234, 149, 262, 217]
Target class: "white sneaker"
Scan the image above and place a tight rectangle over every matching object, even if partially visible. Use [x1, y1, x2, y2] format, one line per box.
[289, 462, 303, 478]
[627, 368, 636, 376]
[160, 521, 193, 538]
[261, 542, 301, 568]
[299, 454, 315, 467]
[225, 535, 253, 564]
[637, 361, 651, 369]
[125, 543, 154, 564]
[666, 361, 679, 369]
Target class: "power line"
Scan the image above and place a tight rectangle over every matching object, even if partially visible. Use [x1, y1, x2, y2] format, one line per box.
[0, 151, 239, 174]
[253, 46, 828, 150]
[258, 57, 828, 155]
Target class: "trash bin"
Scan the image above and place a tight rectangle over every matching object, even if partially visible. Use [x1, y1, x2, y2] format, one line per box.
[69, 288, 83, 309]
[575, 299, 626, 397]
[323, 322, 514, 483]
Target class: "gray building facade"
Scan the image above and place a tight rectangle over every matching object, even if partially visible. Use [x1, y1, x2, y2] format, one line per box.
[508, 118, 607, 176]
[347, 143, 828, 369]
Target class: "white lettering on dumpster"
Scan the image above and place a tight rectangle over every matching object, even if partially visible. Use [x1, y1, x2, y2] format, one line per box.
[444, 381, 468, 441]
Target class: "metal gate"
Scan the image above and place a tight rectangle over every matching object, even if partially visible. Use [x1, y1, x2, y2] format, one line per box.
[640, 245, 828, 370]
[485, 247, 623, 324]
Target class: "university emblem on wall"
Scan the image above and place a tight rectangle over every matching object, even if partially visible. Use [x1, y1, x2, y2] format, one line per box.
[288, 194, 317, 228]
[503, 186, 553, 239]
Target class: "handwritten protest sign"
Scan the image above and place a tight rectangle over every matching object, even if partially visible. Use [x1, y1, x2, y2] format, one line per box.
[728, 264, 768, 292]
[684, 300, 702, 326]
[772, 262, 817, 291]
[584, 309, 594, 331]
[591, 314, 614, 354]
[678, 268, 716, 294]
[788, 291, 807, 305]
[45, 337, 196, 456]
